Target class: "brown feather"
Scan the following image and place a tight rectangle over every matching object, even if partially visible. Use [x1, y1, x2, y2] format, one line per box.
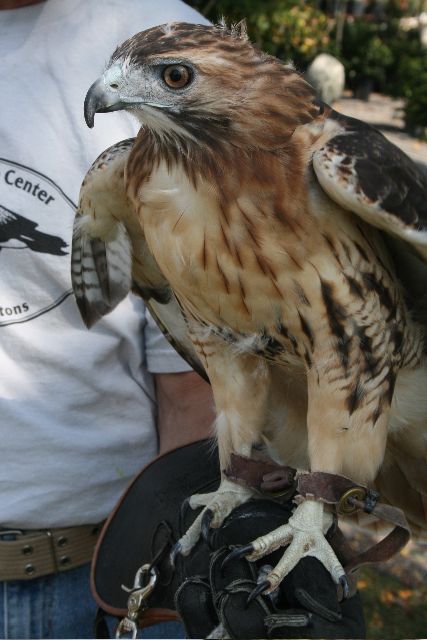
[81, 22, 427, 534]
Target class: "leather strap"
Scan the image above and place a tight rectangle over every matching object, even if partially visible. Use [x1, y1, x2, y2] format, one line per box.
[297, 471, 410, 573]
[225, 454, 296, 496]
[0, 523, 102, 581]
[225, 454, 411, 573]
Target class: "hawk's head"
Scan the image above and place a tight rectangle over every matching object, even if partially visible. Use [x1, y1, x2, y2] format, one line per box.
[85, 22, 319, 150]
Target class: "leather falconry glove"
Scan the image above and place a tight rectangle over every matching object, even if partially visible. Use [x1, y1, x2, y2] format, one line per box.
[175, 499, 366, 639]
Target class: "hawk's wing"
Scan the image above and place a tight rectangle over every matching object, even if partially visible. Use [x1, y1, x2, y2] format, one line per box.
[313, 112, 427, 263]
[71, 138, 207, 380]
[314, 112, 427, 536]
[71, 139, 136, 324]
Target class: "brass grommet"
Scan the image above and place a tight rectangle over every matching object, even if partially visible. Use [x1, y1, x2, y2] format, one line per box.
[338, 487, 366, 515]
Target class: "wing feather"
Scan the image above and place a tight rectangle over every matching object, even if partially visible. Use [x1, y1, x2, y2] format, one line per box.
[72, 139, 135, 327]
[146, 297, 208, 381]
[313, 112, 427, 262]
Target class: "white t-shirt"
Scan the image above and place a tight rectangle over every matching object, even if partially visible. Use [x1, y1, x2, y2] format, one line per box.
[0, 0, 206, 528]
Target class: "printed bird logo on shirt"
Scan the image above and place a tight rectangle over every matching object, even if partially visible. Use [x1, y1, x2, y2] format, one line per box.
[0, 205, 68, 255]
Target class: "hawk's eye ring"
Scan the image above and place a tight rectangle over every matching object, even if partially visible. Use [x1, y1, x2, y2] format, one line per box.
[162, 65, 191, 89]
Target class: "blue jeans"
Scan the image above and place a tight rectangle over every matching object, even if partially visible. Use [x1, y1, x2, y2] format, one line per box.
[0, 563, 185, 639]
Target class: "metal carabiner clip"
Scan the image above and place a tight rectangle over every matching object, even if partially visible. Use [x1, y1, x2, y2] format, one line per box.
[115, 617, 138, 640]
[115, 564, 158, 639]
[121, 564, 157, 596]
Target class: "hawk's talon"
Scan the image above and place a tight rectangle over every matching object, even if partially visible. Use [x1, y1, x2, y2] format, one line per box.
[174, 481, 255, 558]
[169, 541, 182, 568]
[220, 543, 254, 574]
[245, 580, 271, 607]
[231, 500, 346, 596]
[201, 509, 214, 543]
[339, 574, 350, 599]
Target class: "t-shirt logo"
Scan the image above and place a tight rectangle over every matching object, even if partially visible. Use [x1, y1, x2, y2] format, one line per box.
[0, 159, 75, 326]
[0, 204, 67, 256]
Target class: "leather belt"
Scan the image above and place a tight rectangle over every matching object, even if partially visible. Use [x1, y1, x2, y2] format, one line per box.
[0, 523, 103, 581]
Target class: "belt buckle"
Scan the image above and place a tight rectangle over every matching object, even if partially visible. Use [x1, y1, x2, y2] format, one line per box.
[0, 528, 59, 572]
[0, 529, 24, 539]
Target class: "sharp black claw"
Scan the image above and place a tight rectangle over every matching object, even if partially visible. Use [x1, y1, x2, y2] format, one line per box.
[220, 543, 254, 575]
[201, 509, 214, 542]
[169, 541, 182, 568]
[246, 580, 271, 607]
[339, 574, 350, 599]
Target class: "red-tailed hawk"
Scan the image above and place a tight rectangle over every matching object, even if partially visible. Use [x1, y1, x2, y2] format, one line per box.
[73, 22, 427, 598]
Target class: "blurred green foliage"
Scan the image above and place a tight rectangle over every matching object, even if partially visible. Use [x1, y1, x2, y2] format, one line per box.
[239, 3, 330, 68]
[186, 0, 427, 132]
[388, 27, 427, 133]
[339, 20, 394, 92]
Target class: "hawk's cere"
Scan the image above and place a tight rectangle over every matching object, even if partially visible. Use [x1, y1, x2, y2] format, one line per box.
[73, 22, 427, 596]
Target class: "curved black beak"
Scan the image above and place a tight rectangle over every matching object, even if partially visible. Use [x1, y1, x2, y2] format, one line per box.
[84, 77, 125, 128]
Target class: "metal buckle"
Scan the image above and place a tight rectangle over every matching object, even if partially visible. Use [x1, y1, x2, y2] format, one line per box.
[262, 486, 296, 500]
[115, 564, 157, 639]
[364, 489, 380, 513]
[0, 530, 24, 538]
[337, 487, 367, 515]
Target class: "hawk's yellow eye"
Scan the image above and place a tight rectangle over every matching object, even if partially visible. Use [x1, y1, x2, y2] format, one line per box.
[163, 65, 191, 89]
